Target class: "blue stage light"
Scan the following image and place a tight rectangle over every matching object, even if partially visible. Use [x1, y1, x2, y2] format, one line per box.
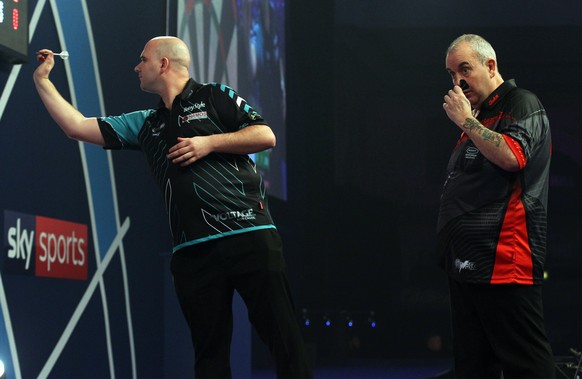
[301, 308, 310, 327]
[368, 311, 377, 328]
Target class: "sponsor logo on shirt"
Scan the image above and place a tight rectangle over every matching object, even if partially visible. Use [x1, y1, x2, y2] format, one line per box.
[2, 210, 89, 280]
[455, 259, 476, 273]
[179, 101, 208, 124]
[208, 209, 257, 222]
[488, 94, 499, 106]
[151, 121, 165, 137]
[183, 102, 206, 112]
[181, 111, 208, 123]
[465, 146, 479, 160]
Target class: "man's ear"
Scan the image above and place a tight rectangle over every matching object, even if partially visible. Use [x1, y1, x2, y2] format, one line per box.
[486, 58, 497, 78]
[160, 57, 170, 72]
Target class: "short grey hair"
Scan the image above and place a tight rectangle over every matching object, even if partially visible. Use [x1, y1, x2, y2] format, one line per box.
[447, 34, 497, 65]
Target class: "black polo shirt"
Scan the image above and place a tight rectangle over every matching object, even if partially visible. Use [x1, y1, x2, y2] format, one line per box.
[437, 79, 551, 284]
[97, 79, 276, 252]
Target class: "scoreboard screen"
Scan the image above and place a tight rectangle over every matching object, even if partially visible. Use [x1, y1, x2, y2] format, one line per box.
[0, 0, 28, 64]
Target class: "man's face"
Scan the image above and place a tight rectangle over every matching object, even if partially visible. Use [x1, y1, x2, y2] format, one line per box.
[134, 41, 161, 94]
[445, 41, 496, 109]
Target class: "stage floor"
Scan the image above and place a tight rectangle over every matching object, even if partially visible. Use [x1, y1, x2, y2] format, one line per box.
[252, 358, 453, 379]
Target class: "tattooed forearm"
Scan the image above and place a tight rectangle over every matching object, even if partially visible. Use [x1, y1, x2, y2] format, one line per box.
[461, 118, 502, 147]
[461, 118, 481, 132]
[481, 129, 502, 147]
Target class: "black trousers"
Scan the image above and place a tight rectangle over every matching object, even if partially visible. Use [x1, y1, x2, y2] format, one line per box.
[449, 279, 555, 379]
[171, 229, 313, 379]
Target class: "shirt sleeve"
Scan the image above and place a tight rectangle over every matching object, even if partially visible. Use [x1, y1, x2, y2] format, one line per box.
[500, 90, 550, 170]
[97, 110, 154, 149]
[502, 134, 527, 169]
[209, 83, 268, 132]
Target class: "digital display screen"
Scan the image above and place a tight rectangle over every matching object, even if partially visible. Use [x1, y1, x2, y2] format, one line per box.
[178, 0, 288, 200]
[0, 0, 28, 64]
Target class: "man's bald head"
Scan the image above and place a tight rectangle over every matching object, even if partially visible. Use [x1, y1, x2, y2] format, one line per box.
[147, 36, 191, 70]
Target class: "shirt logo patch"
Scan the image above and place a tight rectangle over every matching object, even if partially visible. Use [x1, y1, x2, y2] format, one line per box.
[181, 111, 208, 123]
[455, 259, 476, 273]
[488, 94, 500, 106]
[465, 146, 479, 160]
[208, 209, 256, 223]
[151, 122, 165, 137]
[183, 102, 206, 112]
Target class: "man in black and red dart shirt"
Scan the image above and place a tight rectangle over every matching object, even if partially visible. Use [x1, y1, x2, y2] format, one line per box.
[440, 34, 555, 378]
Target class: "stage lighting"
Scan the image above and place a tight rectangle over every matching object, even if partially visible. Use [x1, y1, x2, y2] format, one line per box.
[368, 311, 377, 328]
[322, 314, 331, 327]
[301, 308, 310, 327]
[345, 315, 354, 328]
[0, 359, 6, 379]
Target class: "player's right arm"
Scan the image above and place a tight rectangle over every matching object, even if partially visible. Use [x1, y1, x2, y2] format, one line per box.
[33, 49, 105, 146]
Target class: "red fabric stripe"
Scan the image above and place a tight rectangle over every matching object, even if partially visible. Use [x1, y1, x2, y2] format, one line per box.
[502, 134, 527, 169]
[454, 132, 469, 148]
[490, 181, 534, 284]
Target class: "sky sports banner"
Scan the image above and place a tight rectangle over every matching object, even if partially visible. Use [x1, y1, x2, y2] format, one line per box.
[2, 210, 89, 280]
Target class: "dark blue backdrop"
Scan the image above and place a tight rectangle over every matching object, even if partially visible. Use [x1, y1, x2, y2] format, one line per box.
[0, 1, 580, 378]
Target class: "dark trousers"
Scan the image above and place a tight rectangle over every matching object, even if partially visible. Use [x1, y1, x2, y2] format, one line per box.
[449, 279, 555, 379]
[171, 229, 313, 379]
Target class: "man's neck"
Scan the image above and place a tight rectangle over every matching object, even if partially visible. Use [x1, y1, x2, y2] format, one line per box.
[161, 77, 190, 109]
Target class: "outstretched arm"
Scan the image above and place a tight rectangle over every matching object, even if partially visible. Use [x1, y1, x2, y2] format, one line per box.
[33, 49, 105, 146]
[167, 124, 276, 166]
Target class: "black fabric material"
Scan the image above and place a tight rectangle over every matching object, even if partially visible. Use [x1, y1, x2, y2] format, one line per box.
[170, 229, 313, 379]
[449, 279, 555, 379]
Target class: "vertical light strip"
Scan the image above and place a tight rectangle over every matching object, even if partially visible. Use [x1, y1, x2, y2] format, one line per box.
[106, 151, 137, 378]
[39, 0, 134, 377]
[49, 1, 116, 376]
[84, 0, 136, 371]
